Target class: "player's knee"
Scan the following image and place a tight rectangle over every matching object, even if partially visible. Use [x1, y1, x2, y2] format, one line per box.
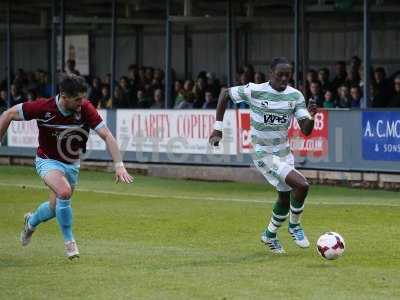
[57, 186, 72, 199]
[299, 180, 310, 193]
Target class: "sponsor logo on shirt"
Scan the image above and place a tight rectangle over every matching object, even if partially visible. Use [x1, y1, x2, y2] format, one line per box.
[261, 100, 295, 110]
[263, 113, 288, 125]
[37, 113, 56, 123]
[256, 160, 265, 168]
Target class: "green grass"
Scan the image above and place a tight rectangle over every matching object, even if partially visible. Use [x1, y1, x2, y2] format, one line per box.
[0, 165, 399, 300]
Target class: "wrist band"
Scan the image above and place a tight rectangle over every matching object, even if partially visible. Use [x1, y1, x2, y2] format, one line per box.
[115, 162, 124, 169]
[213, 121, 223, 131]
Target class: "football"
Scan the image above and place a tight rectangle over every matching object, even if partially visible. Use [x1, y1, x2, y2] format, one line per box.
[316, 232, 345, 260]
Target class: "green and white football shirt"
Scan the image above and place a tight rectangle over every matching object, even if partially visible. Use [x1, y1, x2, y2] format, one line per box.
[229, 82, 311, 160]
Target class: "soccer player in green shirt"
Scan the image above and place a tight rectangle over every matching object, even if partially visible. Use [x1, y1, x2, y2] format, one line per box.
[210, 57, 317, 254]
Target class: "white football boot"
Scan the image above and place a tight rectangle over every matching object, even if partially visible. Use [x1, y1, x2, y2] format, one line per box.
[65, 240, 80, 259]
[261, 233, 286, 254]
[20, 212, 35, 246]
[288, 225, 310, 248]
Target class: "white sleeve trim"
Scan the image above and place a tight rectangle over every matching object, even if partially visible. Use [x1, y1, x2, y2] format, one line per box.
[295, 108, 311, 120]
[16, 103, 25, 120]
[228, 86, 246, 104]
[228, 88, 234, 100]
[94, 121, 106, 132]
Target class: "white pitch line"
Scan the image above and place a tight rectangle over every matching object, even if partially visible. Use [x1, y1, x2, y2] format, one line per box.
[0, 181, 399, 207]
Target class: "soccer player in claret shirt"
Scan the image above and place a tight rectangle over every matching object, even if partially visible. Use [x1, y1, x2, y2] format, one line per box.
[209, 57, 317, 254]
[0, 74, 133, 259]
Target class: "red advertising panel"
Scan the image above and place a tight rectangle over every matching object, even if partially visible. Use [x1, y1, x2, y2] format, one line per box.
[237, 110, 251, 153]
[288, 110, 329, 157]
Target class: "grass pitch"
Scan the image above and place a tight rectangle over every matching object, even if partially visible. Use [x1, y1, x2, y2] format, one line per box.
[0, 165, 399, 300]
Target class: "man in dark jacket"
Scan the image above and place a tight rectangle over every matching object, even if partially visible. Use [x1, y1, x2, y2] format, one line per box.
[388, 76, 400, 107]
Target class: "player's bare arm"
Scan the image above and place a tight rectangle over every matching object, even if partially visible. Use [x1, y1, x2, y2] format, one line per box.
[0, 105, 24, 142]
[96, 126, 133, 184]
[298, 100, 318, 136]
[209, 87, 230, 146]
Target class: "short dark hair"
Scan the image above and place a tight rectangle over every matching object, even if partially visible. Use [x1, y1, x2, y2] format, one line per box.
[310, 80, 321, 87]
[128, 64, 137, 71]
[374, 67, 385, 74]
[307, 68, 317, 74]
[319, 67, 330, 75]
[351, 56, 361, 64]
[58, 74, 87, 97]
[270, 57, 290, 70]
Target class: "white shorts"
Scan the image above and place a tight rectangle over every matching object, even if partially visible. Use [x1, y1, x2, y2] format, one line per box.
[253, 154, 295, 192]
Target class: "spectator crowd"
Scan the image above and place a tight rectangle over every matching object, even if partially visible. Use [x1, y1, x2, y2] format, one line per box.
[1, 55, 400, 114]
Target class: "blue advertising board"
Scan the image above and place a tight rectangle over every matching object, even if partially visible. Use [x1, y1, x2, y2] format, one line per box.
[362, 112, 400, 161]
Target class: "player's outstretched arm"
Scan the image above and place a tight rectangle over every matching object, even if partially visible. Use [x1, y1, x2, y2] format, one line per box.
[209, 88, 230, 146]
[96, 126, 134, 184]
[0, 105, 24, 143]
[298, 100, 317, 136]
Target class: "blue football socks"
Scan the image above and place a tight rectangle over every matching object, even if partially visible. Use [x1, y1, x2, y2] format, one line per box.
[28, 201, 56, 229]
[56, 198, 74, 241]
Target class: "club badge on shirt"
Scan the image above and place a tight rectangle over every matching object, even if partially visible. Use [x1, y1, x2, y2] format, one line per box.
[74, 112, 81, 121]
